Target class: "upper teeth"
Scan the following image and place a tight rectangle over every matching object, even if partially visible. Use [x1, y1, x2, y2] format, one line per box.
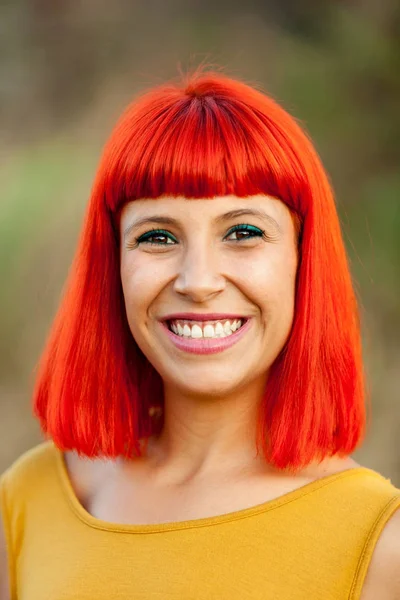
[169, 319, 243, 338]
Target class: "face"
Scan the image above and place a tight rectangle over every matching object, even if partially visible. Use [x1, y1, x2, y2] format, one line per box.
[119, 195, 299, 400]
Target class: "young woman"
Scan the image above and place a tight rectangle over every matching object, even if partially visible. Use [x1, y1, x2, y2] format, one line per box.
[0, 69, 399, 599]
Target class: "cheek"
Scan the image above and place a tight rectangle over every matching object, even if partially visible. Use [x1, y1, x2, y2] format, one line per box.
[233, 251, 297, 314]
[270, 258, 298, 336]
[120, 257, 165, 324]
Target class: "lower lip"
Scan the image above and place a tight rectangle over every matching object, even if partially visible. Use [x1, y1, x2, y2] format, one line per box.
[160, 319, 252, 355]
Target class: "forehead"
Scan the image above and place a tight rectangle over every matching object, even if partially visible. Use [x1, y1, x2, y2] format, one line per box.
[120, 194, 293, 229]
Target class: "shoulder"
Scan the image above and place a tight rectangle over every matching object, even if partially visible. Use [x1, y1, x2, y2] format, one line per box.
[359, 506, 400, 599]
[0, 504, 11, 600]
[1, 441, 55, 480]
[314, 459, 400, 599]
[0, 441, 56, 504]
[0, 442, 56, 600]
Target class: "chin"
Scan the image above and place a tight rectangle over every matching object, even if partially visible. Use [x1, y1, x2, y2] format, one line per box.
[163, 368, 253, 400]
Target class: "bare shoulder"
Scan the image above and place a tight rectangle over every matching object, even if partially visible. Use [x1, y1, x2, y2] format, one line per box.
[359, 507, 400, 600]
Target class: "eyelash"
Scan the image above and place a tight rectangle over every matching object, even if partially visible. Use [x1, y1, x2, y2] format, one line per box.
[131, 224, 267, 248]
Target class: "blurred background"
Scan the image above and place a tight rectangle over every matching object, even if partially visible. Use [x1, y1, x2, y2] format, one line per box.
[0, 0, 399, 480]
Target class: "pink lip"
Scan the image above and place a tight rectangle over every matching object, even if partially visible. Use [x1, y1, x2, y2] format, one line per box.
[160, 318, 252, 355]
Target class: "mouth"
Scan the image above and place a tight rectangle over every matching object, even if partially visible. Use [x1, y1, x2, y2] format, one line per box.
[165, 317, 248, 339]
[159, 314, 252, 355]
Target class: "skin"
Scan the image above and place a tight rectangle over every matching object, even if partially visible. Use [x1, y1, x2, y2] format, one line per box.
[119, 194, 300, 483]
[117, 194, 364, 487]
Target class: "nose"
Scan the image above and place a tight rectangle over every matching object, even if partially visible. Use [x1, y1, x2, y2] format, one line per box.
[173, 244, 226, 302]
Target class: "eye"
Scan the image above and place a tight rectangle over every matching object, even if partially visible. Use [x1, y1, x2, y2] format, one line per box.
[135, 229, 178, 246]
[130, 223, 267, 249]
[224, 224, 265, 241]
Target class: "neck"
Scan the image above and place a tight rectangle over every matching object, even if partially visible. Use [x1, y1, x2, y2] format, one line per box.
[140, 375, 271, 485]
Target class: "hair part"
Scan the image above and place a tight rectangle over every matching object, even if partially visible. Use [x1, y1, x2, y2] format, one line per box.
[33, 67, 366, 470]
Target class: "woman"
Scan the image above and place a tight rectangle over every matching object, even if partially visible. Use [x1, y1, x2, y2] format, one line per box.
[0, 69, 399, 599]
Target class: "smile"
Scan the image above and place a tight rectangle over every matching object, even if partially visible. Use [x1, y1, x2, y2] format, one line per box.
[168, 318, 244, 339]
[160, 314, 251, 355]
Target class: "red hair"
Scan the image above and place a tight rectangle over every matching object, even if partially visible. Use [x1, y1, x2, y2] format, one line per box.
[33, 69, 366, 469]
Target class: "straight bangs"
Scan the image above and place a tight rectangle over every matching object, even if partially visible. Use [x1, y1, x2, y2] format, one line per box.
[98, 79, 308, 229]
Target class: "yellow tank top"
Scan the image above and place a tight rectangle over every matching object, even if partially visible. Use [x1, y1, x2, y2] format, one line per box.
[1, 442, 399, 599]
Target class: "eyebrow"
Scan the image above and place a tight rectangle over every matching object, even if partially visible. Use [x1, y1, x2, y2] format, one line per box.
[123, 208, 282, 239]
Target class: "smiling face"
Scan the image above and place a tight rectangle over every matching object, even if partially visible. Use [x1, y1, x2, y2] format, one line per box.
[119, 195, 299, 401]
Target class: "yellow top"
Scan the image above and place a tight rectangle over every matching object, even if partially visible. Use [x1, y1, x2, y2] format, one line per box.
[1, 442, 399, 599]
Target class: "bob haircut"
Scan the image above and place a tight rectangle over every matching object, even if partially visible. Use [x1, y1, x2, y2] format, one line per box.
[33, 68, 366, 470]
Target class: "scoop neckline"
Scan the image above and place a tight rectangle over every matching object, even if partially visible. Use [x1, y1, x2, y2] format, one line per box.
[52, 442, 381, 534]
